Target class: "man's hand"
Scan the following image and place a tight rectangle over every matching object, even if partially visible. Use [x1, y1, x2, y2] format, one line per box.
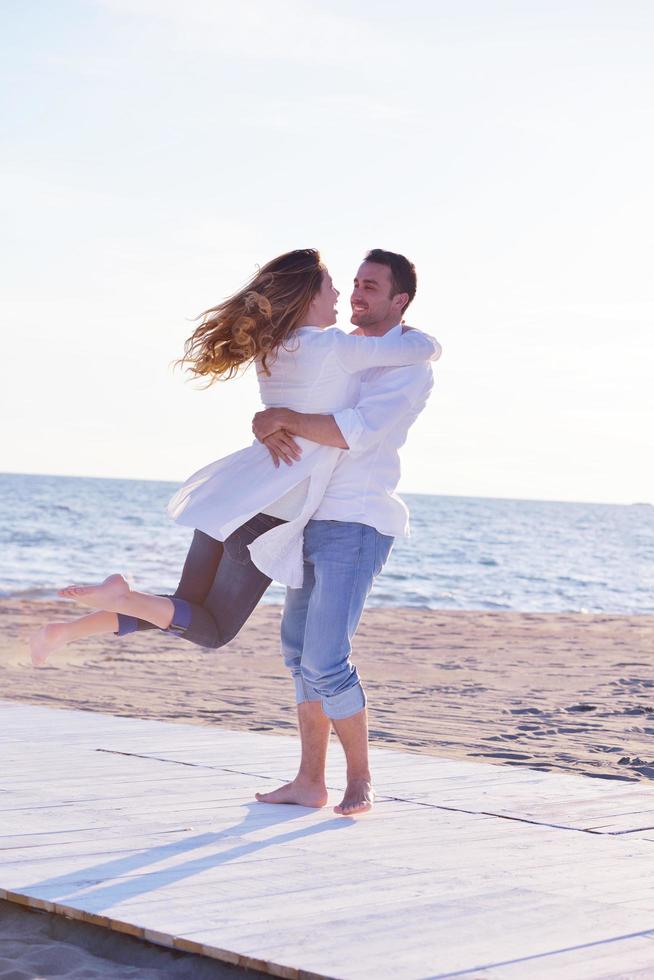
[252, 407, 291, 442]
[263, 430, 302, 468]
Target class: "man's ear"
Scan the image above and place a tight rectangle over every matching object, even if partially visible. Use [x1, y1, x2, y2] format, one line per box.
[393, 292, 409, 313]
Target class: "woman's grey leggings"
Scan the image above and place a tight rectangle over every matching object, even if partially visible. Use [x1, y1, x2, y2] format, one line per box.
[115, 512, 285, 648]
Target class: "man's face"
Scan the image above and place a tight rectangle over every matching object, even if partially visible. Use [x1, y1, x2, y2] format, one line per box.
[350, 261, 402, 328]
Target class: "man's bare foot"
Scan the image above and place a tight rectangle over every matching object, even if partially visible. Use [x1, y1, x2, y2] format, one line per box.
[58, 573, 130, 610]
[29, 623, 68, 668]
[334, 777, 374, 816]
[255, 777, 328, 808]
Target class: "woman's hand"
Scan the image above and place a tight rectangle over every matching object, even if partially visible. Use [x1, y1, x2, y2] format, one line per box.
[253, 407, 302, 465]
[263, 430, 302, 468]
[252, 407, 290, 441]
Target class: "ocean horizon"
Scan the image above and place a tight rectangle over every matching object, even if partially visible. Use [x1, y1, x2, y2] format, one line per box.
[1, 471, 652, 614]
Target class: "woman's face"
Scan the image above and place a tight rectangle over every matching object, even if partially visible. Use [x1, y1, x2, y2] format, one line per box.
[307, 269, 339, 327]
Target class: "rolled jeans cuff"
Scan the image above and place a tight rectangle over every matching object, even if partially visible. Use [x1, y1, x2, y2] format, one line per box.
[293, 674, 321, 705]
[321, 682, 367, 721]
[115, 614, 139, 637]
[164, 597, 192, 636]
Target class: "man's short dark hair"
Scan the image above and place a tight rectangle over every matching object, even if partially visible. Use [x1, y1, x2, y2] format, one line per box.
[365, 248, 417, 313]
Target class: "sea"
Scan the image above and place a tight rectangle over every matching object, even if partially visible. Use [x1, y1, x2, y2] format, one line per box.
[0, 472, 652, 614]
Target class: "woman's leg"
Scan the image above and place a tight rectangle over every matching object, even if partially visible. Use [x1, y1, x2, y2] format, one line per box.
[30, 531, 225, 666]
[117, 529, 226, 634]
[30, 611, 119, 667]
[62, 574, 175, 627]
[45, 516, 284, 653]
[62, 530, 225, 635]
[139, 512, 284, 648]
[194, 513, 282, 646]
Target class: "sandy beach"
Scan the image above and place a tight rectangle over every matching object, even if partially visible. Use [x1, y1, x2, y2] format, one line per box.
[2, 599, 654, 977]
[2, 599, 653, 784]
[0, 899, 270, 979]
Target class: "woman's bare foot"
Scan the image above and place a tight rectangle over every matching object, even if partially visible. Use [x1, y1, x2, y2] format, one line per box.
[29, 623, 69, 668]
[255, 776, 328, 808]
[58, 574, 131, 610]
[334, 778, 374, 816]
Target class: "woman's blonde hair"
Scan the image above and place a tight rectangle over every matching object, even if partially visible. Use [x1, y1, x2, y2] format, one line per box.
[177, 248, 324, 383]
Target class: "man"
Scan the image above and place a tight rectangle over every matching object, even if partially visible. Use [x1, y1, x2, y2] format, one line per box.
[251, 249, 440, 816]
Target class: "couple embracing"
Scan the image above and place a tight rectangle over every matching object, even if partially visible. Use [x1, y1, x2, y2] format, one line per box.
[31, 247, 442, 816]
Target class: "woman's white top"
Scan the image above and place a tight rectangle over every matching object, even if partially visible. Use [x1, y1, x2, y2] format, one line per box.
[167, 326, 441, 587]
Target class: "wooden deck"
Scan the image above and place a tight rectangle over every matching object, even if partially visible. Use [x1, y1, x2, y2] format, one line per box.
[2, 699, 654, 979]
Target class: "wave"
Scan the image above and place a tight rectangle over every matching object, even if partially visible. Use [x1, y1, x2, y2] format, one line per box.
[1, 473, 652, 613]
[0, 586, 61, 600]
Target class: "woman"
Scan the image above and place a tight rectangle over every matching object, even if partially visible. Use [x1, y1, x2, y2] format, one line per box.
[30, 249, 441, 666]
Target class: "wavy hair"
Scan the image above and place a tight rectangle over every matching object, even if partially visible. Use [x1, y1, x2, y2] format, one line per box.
[177, 249, 324, 383]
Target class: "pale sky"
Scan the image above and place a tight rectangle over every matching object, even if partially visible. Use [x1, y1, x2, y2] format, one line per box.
[2, 0, 652, 504]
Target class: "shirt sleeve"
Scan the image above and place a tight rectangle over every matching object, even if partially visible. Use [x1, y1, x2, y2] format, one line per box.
[332, 327, 442, 374]
[334, 366, 435, 453]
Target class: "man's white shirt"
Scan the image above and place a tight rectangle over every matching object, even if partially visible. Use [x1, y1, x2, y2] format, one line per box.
[312, 323, 436, 537]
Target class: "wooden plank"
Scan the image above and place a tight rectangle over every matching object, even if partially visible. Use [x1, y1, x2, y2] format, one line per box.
[3, 699, 654, 979]
[478, 934, 654, 979]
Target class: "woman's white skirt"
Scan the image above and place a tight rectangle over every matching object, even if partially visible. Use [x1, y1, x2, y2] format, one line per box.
[167, 438, 343, 588]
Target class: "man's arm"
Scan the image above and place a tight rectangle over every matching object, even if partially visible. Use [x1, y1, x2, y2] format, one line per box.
[253, 365, 433, 459]
[330, 366, 433, 454]
[253, 408, 347, 449]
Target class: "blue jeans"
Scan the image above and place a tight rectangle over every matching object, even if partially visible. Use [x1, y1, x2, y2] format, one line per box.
[115, 513, 285, 648]
[282, 520, 394, 720]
